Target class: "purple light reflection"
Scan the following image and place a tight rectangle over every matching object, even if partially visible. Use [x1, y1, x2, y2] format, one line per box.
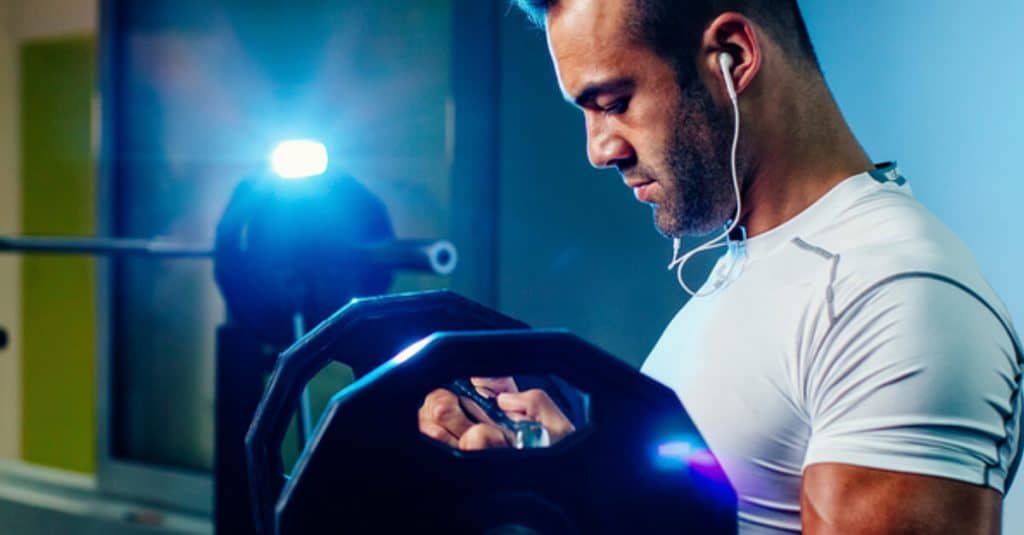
[654, 437, 730, 484]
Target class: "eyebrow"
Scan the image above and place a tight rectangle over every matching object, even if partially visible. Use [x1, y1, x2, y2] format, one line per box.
[568, 77, 636, 108]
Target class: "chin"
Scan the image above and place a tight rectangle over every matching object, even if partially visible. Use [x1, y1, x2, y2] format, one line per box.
[654, 208, 727, 239]
[652, 210, 683, 239]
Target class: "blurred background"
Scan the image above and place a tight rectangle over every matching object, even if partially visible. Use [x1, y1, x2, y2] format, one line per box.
[0, 0, 1020, 533]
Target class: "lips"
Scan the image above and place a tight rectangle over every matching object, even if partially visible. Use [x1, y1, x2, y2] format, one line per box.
[629, 181, 657, 203]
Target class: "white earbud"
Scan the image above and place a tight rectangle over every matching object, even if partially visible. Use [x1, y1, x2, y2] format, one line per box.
[718, 52, 737, 102]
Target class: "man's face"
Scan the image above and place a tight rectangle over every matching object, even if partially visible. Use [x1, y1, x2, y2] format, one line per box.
[546, 0, 735, 237]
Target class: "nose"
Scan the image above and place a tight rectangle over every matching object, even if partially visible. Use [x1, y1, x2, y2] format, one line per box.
[586, 117, 634, 170]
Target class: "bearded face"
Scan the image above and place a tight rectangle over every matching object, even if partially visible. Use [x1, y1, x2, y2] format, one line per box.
[652, 73, 737, 237]
[547, 0, 739, 240]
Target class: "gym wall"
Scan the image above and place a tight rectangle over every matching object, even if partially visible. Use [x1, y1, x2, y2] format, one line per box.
[0, 1, 21, 461]
[20, 35, 96, 474]
[0, 0, 98, 470]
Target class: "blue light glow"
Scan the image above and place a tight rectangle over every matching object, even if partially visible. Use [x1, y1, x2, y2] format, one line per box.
[655, 438, 698, 471]
[654, 436, 719, 473]
[271, 139, 328, 179]
[654, 435, 736, 504]
[658, 440, 694, 460]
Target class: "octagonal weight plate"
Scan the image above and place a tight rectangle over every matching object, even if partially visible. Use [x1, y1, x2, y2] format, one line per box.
[247, 290, 528, 534]
[278, 330, 737, 535]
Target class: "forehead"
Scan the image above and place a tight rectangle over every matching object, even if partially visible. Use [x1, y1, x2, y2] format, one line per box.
[546, 0, 653, 99]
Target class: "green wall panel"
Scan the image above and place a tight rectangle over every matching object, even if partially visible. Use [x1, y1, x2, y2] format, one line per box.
[20, 36, 96, 474]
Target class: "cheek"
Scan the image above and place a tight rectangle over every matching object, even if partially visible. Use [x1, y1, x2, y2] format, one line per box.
[630, 126, 674, 170]
[630, 102, 681, 160]
[632, 83, 683, 133]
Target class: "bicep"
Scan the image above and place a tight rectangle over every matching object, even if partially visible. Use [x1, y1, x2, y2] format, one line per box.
[801, 462, 1001, 535]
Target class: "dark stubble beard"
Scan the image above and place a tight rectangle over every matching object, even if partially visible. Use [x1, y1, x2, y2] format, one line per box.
[652, 75, 737, 238]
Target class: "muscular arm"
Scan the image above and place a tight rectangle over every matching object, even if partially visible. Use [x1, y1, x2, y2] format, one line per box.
[802, 463, 1001, 535]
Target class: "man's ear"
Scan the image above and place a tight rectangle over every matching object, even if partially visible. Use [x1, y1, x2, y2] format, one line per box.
[700, 12, 761, 102]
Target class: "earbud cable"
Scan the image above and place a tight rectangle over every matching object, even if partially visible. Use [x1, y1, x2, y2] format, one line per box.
[667, 74, 743, 297]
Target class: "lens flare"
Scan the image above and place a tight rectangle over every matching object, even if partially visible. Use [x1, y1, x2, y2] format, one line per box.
[271, 139, 328, 179]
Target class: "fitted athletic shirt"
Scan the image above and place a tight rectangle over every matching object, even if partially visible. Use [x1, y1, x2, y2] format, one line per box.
[641, 164, 1023, 533]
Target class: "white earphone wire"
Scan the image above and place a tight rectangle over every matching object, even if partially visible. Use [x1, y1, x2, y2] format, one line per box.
[667, 53, 744, 297]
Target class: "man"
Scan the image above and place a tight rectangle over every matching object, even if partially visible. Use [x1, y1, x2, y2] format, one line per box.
[419, 0, 1022, 532]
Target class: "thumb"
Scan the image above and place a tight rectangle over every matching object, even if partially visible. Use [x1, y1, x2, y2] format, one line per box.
[497, 390, 575, 441]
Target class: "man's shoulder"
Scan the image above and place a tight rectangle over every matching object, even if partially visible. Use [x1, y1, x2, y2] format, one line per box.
[797, 182, 1009, 326]
[808, 178, 963, 257]
[806, 181, 1015, 330]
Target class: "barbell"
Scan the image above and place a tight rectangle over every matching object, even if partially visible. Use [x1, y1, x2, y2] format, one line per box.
[246, 290, 738, 534]
[0, 172, 457, 345]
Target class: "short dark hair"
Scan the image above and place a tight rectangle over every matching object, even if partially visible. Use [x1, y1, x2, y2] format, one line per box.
[512, 0, 820, 73]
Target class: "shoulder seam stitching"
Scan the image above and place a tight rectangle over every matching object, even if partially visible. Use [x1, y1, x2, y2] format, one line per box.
[790, 237, 840, 322]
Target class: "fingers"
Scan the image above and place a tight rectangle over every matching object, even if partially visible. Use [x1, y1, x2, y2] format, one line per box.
[458, 423, 510, 451]
[420, 422, 458, 448]
[497, 389, 576, 443]
[418, 388, 473, 439]
[469, 377, 519, 397]
[419, 385, 571, 451]
[458, 396, 497, 427]
[462, 377, 518, 425]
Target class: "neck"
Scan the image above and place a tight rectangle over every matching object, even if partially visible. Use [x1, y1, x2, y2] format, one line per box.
[738, 76, 873, 238]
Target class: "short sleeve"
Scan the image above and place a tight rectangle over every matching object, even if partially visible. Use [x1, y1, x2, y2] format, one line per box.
[803, 277, 1021, 492]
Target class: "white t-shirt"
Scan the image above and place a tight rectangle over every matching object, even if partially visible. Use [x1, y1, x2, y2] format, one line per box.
[641, 165, 1022, 534]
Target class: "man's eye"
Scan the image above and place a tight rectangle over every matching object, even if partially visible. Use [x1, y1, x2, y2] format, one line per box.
[602, 98, 630, 115]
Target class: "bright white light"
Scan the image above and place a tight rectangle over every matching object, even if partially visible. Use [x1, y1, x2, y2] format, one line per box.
[271, 139, 328, 179]
[657, 441, 693, 460]
[392, 336, 434, 365]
